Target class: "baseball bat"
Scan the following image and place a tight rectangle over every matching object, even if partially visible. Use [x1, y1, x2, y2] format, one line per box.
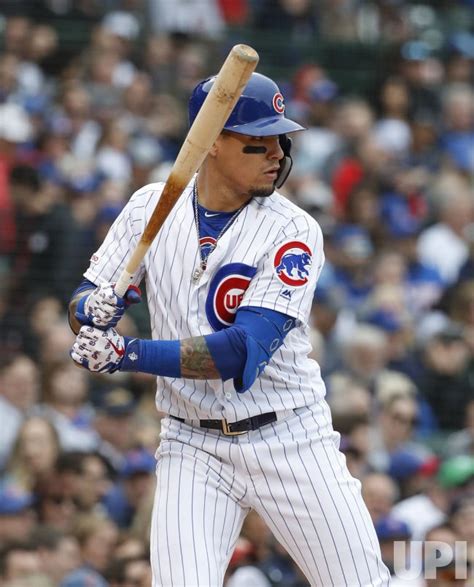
[114, 44, 259, 297]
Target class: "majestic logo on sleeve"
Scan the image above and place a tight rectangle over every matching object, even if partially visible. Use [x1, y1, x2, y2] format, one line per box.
[274, 241, 312, 286]
[206, 263, 257, 331]
[272, 92, 285, 114]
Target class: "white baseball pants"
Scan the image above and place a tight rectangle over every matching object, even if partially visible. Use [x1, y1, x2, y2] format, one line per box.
[150, 402, 391, 586]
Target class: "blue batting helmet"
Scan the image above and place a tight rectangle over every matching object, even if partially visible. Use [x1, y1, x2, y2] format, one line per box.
[188, 72, 305, 136]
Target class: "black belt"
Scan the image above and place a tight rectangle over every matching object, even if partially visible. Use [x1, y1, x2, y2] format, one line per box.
[170, 412, 278, 436]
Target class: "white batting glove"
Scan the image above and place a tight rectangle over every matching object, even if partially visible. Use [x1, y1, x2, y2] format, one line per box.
[75, 282, 141, 329]
[70, 325, 128, 373]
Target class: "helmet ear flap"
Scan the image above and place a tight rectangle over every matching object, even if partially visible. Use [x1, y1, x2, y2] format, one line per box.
[275, 135, 293, 189]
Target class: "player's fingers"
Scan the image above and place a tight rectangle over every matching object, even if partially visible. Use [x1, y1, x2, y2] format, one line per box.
[92, 301, 122, 316]
[95, 302, 124, 316]
[77, 326, 101, 345]
[70, 347, 87, 366]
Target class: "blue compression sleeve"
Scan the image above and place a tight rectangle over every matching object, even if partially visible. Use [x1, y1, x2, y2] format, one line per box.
[204, 327, 247, 380]
[118, 307, 295, 386]
[205, 307, 296, 389]
[71, 278, 97, 300]
[69, 279, 97, 332]
[120, 338, 181, 377]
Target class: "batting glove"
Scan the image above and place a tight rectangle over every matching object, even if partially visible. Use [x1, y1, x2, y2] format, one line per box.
[70, 325, 132, 373]
[75, 282, 141, 329]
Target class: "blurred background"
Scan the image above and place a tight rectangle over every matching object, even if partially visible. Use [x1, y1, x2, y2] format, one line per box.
[0, 1, 473, 586]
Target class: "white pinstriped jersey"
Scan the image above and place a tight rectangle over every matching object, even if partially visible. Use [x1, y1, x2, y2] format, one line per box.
[84, 180, 326, 421]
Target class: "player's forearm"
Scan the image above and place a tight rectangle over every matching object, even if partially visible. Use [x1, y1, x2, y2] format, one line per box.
[120, 336, 221, 379]
[71, 307, 294, 391]
[68, 278, 98, 333]
[68, 290, 94, 334]
[180, 336, 221, 379]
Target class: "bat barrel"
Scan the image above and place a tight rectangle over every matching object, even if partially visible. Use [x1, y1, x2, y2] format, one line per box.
[114, 44, 259, 298]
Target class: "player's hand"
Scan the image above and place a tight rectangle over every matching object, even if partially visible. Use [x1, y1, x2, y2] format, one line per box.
[70, 325, 129, 373]
[75, 282, 141, 329]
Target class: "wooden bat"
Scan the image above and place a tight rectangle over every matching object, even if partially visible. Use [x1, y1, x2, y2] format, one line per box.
[114, 44, 259, 297]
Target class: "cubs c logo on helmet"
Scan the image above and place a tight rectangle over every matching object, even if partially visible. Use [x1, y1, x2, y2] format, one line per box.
[206, 263, 257, 330]
[272, 93, 285, 114]
[274, 241, 312, 287]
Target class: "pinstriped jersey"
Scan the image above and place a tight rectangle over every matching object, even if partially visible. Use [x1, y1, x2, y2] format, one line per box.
[84, 180, 327, 421]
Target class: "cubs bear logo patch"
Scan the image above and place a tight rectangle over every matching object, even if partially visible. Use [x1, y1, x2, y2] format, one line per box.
[274, 241, 312, 287]
[206, 263, 257, 331]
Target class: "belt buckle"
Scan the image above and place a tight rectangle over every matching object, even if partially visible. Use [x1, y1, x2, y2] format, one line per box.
[221, 418, 246, 436]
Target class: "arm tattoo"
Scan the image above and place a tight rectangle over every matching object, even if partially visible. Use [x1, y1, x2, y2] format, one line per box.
[180, 336, 221, 379]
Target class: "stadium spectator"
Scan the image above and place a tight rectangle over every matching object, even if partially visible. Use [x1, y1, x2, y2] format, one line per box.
[374, 516, 418, 586]
[92, 387, 138, 473]
[30, 525, 81, 585]
[105, 553, 152, 587]
[255, 0, 318, 40]
[36, 359, 97, 453]
[417, 171, 473, 286]
[148, 0, 225, 38]
[397, 40, 442, 120]
[4, 415, 60, 492]
[444, 399, 474, 458]
[368, 393, 429, 474]
[7, 164, 80, 308]
[68, 513, 119, 578]
[361, 472, 399, 524]
[448, 492, 474, 567]
[330, 323, 389, 391]
[0, 539, 42, 586]
[391, 458, 463, 540]
[423, 523, 462, 587]
[0, 354, 39, 471]
[0, 481, 36, 546]
[102, 448, 156, 529]
[416, 324, 473, 431]
[439, 82, 474, 175]
[35, 466, 81, 534]
[0, 99, 33, 268]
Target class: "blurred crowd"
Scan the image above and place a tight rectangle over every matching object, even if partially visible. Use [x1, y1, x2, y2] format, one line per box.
[0, 1, 473, 586]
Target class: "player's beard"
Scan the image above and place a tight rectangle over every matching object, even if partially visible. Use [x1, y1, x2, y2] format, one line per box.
[248, 183, 275, 199]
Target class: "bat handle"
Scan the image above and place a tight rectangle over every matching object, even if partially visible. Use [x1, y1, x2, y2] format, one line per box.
[114, 240, 150, 297]
[115, 270, 135, 298]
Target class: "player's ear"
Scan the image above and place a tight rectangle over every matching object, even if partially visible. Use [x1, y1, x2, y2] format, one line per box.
[208, 135, 224, 157]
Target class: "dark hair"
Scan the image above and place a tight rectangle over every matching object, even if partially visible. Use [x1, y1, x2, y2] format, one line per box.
[29, 525, 65, 550]
[55, 451, 87, 476]
[55, 450, 112, 478]
[9, 165, 41, 191]
[332, 412, 370, 436]
[104, 555, 149, 583]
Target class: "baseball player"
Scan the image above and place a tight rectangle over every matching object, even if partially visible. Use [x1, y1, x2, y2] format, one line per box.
[69, 73, 390, 586]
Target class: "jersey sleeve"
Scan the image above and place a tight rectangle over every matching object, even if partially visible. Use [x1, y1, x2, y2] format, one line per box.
[238, 213, 324, 325]
[84, 184, 162, 286]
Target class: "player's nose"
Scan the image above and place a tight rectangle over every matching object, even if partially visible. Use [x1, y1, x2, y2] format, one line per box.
[266, 136, 284, 160]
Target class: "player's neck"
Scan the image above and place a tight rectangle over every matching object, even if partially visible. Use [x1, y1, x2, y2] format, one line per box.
[196, 172, 250, 212]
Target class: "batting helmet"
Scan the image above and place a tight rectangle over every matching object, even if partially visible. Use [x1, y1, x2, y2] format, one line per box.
[189, 72, 304, 187]
[188, 72, 304, 136]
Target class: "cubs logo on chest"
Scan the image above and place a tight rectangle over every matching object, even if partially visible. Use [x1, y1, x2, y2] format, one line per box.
[206, 263, 257, 331]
